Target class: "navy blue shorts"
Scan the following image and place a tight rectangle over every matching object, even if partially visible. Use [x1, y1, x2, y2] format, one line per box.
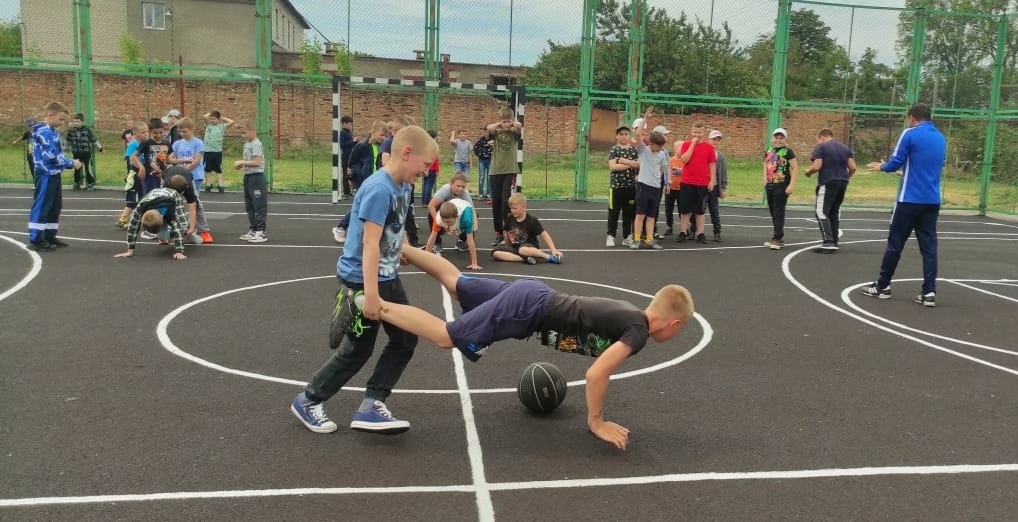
[446, 276, 552, 353]
[635, 182, 662, 216]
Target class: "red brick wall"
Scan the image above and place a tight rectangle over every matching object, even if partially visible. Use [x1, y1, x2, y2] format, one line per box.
[1, 70, 847, 159]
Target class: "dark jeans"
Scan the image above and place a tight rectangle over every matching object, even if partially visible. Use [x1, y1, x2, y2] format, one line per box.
[306, 277, 418, 403]
[663, 189, 680, 228]
[607, 186, 636, 238]
[341, 159, 352, 196]
[243, 172, 268, 232]
[877, 202, 939, 294]
[422, 173, 437, 228]
[707, 186, 722, 232]
[73, 151, 94, 186]
[490, 173, 515, 235]
[766, 183, 789, 240]
[405, 184, 419, 244]
[815, 180, 848, 244]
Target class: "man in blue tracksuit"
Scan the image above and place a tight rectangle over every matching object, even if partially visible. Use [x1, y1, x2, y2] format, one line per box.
[28, 102, 82, 252]
[860, 103, 946, 307]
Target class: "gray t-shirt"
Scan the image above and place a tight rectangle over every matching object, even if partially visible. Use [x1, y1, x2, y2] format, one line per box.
[432, 183, 474, 206]
[636, 141, 667, 188]
[242, 138, 264, 175]
[453, 139, 472, 163]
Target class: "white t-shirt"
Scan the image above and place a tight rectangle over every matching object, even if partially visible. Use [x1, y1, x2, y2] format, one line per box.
[636, 141, 667, 188]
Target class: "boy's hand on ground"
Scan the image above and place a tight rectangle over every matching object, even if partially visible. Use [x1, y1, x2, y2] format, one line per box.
[363, 294, 382, 320]
[466, 263, 482, 271]
[172, 252, 187, 260]
[114, 250, 134, 258]
[589, 419, 630, 451]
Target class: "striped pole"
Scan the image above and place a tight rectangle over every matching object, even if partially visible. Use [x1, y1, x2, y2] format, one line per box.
[331, 76, 341, 204]
[511, 86, 525, 193]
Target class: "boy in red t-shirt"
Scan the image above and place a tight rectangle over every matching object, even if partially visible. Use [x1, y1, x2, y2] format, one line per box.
[675, 121, 717, 244]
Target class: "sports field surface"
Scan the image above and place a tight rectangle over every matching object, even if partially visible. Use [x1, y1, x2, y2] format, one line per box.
[2, 188, 1017, 520]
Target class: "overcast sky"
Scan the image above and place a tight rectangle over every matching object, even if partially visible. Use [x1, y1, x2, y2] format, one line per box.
[1, 0, 908, 65]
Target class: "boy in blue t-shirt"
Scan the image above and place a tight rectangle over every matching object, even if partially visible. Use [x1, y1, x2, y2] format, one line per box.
[291, 126, 439, 436]
[28, 102, 82, 251]
[168, 117, 213, 244]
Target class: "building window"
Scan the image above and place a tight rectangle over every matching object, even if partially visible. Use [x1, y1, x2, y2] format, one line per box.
[490, 75, 518, 86]
[142, 3, 167, 30]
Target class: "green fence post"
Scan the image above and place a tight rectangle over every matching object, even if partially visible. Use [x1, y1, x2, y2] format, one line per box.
[979, 14, 1007, 215]
[255, 0, 274, 189]
[905, 7, 926, 105]
[73, 0, 95, 126]
[574, 0, 596, 201]
[625, 0, 647, 125]
[423, 0, 440, 130]
[766, 0, 791, 204]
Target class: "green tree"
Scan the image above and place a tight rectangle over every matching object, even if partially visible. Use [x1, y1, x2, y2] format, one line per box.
[299, 36, 324, 81]
[746, 9, 853, 101]
[118, 32, 144, 64]
[0, 17, 22, 58]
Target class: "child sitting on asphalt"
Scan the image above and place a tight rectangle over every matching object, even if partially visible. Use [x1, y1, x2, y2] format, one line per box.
[491, 193, 563, 265]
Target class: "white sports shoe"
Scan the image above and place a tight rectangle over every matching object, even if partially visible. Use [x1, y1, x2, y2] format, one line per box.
[605, 235, 615, 247]
[333, 227, 346, 243]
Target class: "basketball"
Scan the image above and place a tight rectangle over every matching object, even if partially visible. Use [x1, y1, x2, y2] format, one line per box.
[517, 361, 567, 413]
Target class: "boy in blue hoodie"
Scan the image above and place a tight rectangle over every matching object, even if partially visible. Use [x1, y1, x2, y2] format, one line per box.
[28, 102, 82, 251]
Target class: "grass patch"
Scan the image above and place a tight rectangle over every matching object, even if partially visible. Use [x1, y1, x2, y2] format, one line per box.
[1, 125, 1015, 214]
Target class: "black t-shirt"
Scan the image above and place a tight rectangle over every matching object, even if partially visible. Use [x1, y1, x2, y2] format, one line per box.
[503, 213, 544, 247]
[810, 140, 853, 184]
[138, 138, 171, 175]
[538, 292, 650, 357]
[162, 166, 198, 204]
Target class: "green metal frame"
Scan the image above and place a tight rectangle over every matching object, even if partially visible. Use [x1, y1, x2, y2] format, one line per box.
[10, 0, 1018, 214]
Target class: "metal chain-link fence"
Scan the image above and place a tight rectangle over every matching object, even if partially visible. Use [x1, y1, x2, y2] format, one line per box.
[1, 0, 1016, 214]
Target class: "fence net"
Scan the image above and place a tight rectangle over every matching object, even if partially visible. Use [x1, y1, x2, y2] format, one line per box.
[1, 1, 1015, 214]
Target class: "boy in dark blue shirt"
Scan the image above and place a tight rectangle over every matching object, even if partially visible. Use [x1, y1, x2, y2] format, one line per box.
[28, 102, 82, 251]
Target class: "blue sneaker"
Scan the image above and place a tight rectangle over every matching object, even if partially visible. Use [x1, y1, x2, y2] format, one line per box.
[329, 285, 366, 349]
[290, 392, 338, 433]
[455, 342, 487, 362]
[547, 254, 562, 264]
[350, 400, 411, 434]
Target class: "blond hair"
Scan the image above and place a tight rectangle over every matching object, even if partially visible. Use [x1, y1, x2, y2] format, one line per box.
[648, 285, 694, 324]
[166, 174, 188, 193]
[43, 101, 69, 115]
[177, 117, 196, 130]
[391, 125, 439, 159]
[450, 171, 469, 184]
[371, 120, 388, 133]
[439, 201, 459, 220]
[389, 115, 414, 132]
[498, 107, 514, 120]
[141, 209, 164, 233]
[507, 192, 526, 207]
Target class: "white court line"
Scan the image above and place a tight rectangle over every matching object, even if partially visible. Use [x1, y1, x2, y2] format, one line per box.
[3, 463, 1018, 507]
[945, 279, 1018, 305]
[979, 281, 1018, 288]
[840, 280, 1018, 357]
[783, 238, 1018, 378]
[445, 286, 495, 521]
[0, 234, 42, 303]
[156, 273, 712, 393]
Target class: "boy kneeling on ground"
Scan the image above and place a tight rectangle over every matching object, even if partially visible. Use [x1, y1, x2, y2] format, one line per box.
[114, 175, 192, 260]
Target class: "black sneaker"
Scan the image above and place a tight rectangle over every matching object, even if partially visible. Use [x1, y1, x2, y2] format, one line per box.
[860, 283, 892, 299]
[329, 286, 366, 349]
[48, 238, 69, 248]
[217, 185, 224, 193]
[914, 292, 936, 307]
[455, 239, 468, 252]
[675, 233, 687, 243]
[490, 236, 504, 247]
[28, 241, 56, 252]
[696, 233, 707, 244]
[663, 227, 673, 236]
[713, 230, 722, 242]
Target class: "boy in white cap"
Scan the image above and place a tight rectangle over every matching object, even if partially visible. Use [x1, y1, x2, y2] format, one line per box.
[763, 128, 798, 250]
[707, 129, 728, 241]
[162, 109, 182, 144]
